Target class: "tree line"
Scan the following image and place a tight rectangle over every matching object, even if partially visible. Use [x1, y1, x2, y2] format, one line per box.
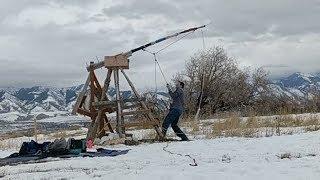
[172, 46, 320, 117]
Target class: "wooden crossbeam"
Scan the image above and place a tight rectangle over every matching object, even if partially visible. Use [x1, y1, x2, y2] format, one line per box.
[121, 109, 150, 116]
[125, 121, 160, 128]
[120, 69, 164, 139]
[77, 108, 97, 118]
[92, 98, 146, 107]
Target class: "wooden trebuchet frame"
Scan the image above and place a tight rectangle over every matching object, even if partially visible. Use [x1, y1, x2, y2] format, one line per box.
[72, 25, 207, 141]
[73, 60, 164, 141]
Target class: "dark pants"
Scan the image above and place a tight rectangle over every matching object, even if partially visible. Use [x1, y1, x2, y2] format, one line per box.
[162, 108, 188, 140]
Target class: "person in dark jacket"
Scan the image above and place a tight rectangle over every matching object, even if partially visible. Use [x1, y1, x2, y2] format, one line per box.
[162, 81, 189, 141]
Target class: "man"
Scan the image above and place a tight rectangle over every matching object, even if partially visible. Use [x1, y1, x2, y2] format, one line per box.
[162, 81, 189, 141]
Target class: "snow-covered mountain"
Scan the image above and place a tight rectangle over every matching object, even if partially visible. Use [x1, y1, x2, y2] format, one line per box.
[270, 72, 320, 100]
[1, 72, 320, 115]
[0, 85, 80, 114]
[0, 85, 136, 114]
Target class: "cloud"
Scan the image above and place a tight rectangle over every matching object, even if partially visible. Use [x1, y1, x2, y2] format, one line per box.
[0, 0, 319, 88]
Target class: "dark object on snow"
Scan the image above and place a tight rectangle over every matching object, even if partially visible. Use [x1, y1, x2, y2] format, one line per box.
[0, 138, 129, 167]
[124, 139, 140, 146]
[96, 148, 130, 156]
[47, 138, 69, 156]
[19, 140, 50, 156]
[68, 138, 86, 155]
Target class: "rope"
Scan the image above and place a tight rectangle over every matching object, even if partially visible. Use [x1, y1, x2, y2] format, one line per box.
[154, 54, 157, 99]
[154, 55, 169, 84]
[155, 31, 194, 54]
[142, 50, 169, 84]
[163, 141, 198, 166]
[142, 29, 199, 167]
[142, 30, 195, 85]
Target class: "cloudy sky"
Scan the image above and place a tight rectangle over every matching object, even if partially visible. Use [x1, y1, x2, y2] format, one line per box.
[0, 0, 319, 89]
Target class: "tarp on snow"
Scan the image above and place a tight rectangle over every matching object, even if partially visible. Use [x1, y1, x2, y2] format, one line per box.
[0, 139, 129, 167]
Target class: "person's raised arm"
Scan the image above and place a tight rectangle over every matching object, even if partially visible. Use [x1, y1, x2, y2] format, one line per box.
[167, 84, 181, 98]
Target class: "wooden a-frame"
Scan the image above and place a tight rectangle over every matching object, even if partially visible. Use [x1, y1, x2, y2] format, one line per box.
[72, 61, 163, 141]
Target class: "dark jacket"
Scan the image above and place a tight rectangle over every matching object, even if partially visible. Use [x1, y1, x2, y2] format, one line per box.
[168, 87, 184, 111]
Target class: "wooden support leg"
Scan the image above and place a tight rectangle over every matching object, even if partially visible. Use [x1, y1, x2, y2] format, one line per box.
[114, 69, 125, 137]
[120, 69, 164, 139]
[103, 114, 114, 133]
[89, 69, 96, 120]
[87, 69, 113, 140]
[72, 74, 90, 115]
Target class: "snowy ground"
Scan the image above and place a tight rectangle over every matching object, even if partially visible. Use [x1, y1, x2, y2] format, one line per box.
[1, 131, 320, 180]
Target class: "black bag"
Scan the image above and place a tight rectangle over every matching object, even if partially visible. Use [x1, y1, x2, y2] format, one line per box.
[47, 138, 69, 155]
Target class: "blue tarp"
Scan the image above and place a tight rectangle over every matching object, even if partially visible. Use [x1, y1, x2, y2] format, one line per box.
[0, 140, 130, 167]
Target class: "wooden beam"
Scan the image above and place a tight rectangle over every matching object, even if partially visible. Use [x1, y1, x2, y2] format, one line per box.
[92, 71, 102, 91]
[87, 69, 113, 140]
[114, 69, 125, 136]
[103, 114, 114, 133]
[121, 69, 163, 139]
[77, 108, 97, 118]
[121, 109, 150, 116]
[125, 121, 160, 128]
[72, 74, 90, 115]
[92, 98, 146, 107]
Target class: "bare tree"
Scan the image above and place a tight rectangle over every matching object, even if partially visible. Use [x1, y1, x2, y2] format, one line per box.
[174, 46, 270, 117]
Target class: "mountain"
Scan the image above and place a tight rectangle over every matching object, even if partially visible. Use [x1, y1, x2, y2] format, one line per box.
[270, 72, 320, 100]
[0, 85, 136, 115]
[1, 72, 320, 117]
[0, 85, 77, 114]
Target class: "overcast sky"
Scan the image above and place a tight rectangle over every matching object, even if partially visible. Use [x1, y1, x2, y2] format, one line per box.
[0, 0, 319, 89]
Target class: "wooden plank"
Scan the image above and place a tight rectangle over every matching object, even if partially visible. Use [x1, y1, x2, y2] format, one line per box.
[92, 98, 146, 107]
[72, 74, 90, 115]
[92, 72, 102, 91]
[89, 69, 96, 120]
[125, 121, 160, 128]
[87, 69, 113, 140]
[77, 108, 97, 118]
[114, 69, 125, 137]
[105, 54, 129, 69]
[86, 61, 104, 72]
[121, 109, 150, 116]
[121, 69, 164, 138]
[103, 114, 114, 133]
[122, 103, 141, 109]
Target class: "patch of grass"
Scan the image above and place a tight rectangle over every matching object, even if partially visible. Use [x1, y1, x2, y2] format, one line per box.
[208, 114, 259, 138]
[49, 131, 68, 139]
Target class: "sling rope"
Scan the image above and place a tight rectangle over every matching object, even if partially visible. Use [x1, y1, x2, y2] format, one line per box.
[142, 30, 194, 84]
[163, 141, 198, 166]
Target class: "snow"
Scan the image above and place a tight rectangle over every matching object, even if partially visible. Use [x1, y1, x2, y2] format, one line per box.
[0, 112, 22, 122]
[1, 131, 320, 179]
[30, 105, 46, 112]
[288, 87, 305, 97]
[0, 151, 12, 158]
[37, 115, 89, 123]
